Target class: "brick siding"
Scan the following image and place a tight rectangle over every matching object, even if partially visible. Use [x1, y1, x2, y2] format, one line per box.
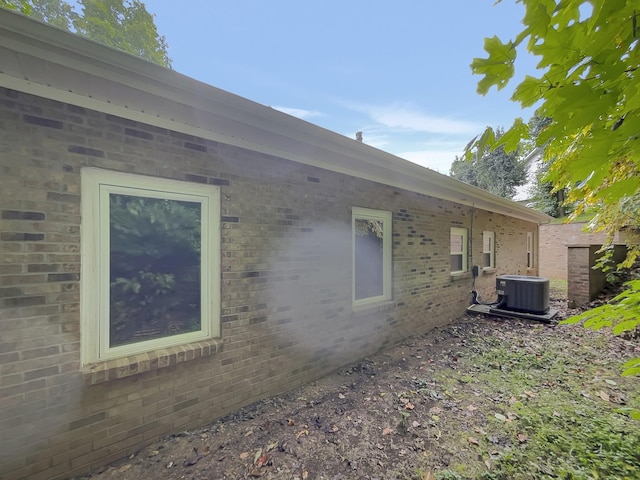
[539, 222, 621, 279]
[0, 88, 538, 479]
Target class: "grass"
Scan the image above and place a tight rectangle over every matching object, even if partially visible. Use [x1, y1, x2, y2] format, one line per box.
[549, 278, 567, 299]
[431, 323, 640, 480]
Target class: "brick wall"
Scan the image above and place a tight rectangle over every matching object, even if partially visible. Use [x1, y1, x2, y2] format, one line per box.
[567, 244, 628, 307]
[539, 222, 620, 279]
[0, 88, 538, 479]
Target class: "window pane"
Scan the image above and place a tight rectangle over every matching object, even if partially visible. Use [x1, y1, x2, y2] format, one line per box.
[450, 233, 463, 254]
[451, 254, 463, 272]
[483, 252, 491, 267]
[109, 194, 202, 347]
[354, 218, 384, 300]
[483, 233, 492, 253]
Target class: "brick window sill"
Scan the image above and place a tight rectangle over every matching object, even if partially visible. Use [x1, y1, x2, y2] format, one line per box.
[82, 339, 222, 385]
[352, 300, 395, 316]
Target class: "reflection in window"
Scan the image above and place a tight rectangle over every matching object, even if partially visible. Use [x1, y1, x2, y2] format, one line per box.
[81, 168, 220, 365]
[527, 232, 534, 268]
[354, 219, 384, 300]
[450, 227, 468, 273]
[482, 231, 495, 268]
[352, 208, 392, 307]
[109, 194, 202, 347]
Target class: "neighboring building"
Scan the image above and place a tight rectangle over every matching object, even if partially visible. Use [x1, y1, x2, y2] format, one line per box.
[0, 12, 550, 480]
[539, 222, 622, 280]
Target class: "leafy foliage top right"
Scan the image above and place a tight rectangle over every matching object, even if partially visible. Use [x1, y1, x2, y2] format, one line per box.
[469, 0, 639, 266]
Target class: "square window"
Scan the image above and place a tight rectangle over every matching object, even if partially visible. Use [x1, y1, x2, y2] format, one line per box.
[81, 168, 220, 365]
[352, 207, 392, 307]
[482, 231, 495, 268]
[450, 227, 468, 274]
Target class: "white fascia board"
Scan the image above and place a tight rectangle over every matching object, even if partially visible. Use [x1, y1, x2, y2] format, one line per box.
[0, 10, 551, 225]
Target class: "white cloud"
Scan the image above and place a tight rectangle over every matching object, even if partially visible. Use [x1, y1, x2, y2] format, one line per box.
[372, 106, 478, 135]
[345, 102, 480, 135]
[272, 106, 323, 120]
[396, 148, 460, 174]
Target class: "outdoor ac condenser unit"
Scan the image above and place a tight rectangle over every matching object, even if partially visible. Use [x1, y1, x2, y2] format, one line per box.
[496, 275, 550, 314]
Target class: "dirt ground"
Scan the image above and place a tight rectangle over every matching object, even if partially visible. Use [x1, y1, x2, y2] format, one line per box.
[74, 296, 640, 480]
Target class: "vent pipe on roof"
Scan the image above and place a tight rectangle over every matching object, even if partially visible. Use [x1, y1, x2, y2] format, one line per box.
[356, 131, 363, 142]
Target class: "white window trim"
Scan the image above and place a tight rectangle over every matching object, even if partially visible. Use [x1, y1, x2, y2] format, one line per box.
[81, 168, 220, 366]
[482, 230, 496, 269]
[352, 207, 393, 308]
[450, 227, 468, 274]
[527, 231, 535, 269]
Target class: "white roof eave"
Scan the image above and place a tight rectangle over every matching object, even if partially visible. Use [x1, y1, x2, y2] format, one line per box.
[0, 10, 551, 225]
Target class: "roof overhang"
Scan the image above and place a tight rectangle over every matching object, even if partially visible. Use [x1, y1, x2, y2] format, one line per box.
[0, 10, 551, 224]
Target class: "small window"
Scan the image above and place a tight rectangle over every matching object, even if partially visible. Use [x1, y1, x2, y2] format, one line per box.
[81, 168, 220, 365]
[482, 231, 495, 268]
[352, 207, 392, 307]
[527, 231, 535, 269]
[450, 227, 468, 274]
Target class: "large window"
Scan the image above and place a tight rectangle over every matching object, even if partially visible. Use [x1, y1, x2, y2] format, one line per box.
[81, 168, 220, 365]
[450, 227, 468, 274]
[482, 231, 495, 269]
[352, 207, 392, 307]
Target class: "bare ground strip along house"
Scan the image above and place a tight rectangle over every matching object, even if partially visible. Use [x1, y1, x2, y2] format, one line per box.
[0, 12, 550, 480]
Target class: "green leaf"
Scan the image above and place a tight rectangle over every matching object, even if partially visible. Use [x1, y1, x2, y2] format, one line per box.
[471, 36, 517, 95]
[613, 320, 640, 335]
[498, 118, 527, 153]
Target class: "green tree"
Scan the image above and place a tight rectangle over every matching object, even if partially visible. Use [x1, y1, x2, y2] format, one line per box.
[468, 0, 639, 414]
[527, 160, 569, 217]
[2, 0, 171, 67]
[74, 0, 170, 67]
[522, 115, 571, 217]
[451, 127, 527, 199]
[0, 0, 30, 13]
[25, 0, 74, 30]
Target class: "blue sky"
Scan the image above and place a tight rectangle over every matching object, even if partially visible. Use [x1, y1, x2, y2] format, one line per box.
[150, 1, 538, 173]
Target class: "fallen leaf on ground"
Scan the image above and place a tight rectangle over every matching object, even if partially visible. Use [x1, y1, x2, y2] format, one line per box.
[598, 391, 610, 402]
[467, 436, 480, 445]
[405, 402, 415, 410]
[517, 433, 528, 443]
[239, 452, 250, 460]
[382, 427, 394, 435]
[296, 429, 309, 440]
[494, 413, 506, 422]
[266, 441, 278, 452]
[466, 405, 478, 412]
